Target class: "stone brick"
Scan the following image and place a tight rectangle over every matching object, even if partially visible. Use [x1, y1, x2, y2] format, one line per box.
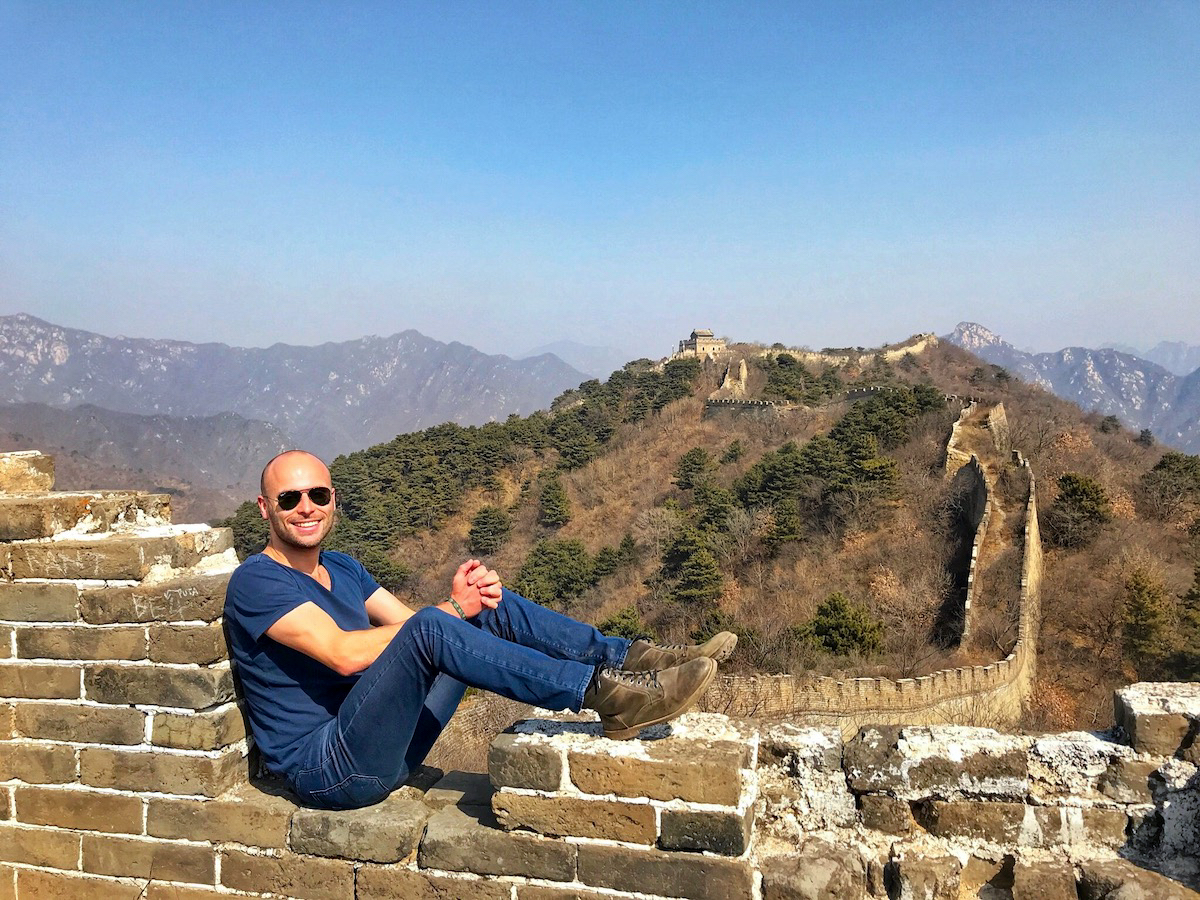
[149, 622, 228, 664]
[0, 865, 12, 900]
[85, 664, 235, 708]
[759, 724, 844, 771]
[144, 887, 227, 900]
[568, 738, 748, 805]
[290, 793, 431, 862]
[890, 852, 962, 900]
[1099, 756, 1159, 805]
[0, 741, 76, 783]
[1079, 859, 1200, 900]
[419, 801, 575, 881]
[80, 746, 245, 797]
[493, 791, 655, 843]
[0, 627, 10, 659]
[0, 704, 10, 739]
[0, 492, 167, 541]
[8, 529, 232, 580]
[147, 784, 296, 847]
[1028, 805, 1129, 849]
[0, 823, 81, 868]
[0, 663, 81, 699]
[0, 451, 54, 492]
[0, 582, 78, 622]
[576, 842, 754, 900]
[423, 770, 494, 810]
[0, 787, 9, 820]
[16, 625, 146, 660]
[15, 785, 143, 833]
[518, 887, 614, 900]
[1012, 860, 1080, 900]
[151, 704, 245, 750]
[760, 840, 867, 900]
[220, 848, 355, 900]
[845, 725, 1028, 800]
[859, 794, 914, 834]
[80, 572, 231, 624]
[489, 729, 563, 790]
[914, 799, 1027, 844]
[14, 702, 146, 744]
[83, 833, 216, 884]
[659, 805, 753, 856]
[1115, 682, 1200, 757]
[357, 864, 513, 899]
[16, 869, 149, 900]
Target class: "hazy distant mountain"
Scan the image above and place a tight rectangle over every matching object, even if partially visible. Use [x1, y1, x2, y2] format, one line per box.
[945, 322, 1200, 454]
[519, 340, 633, 380]
[0, 314, 588, 461]
[1102, 340, 1200, 376]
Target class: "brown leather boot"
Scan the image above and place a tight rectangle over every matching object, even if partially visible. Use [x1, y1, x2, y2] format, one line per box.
[621, 632, 737, 672]
[583, 657, 717, 740]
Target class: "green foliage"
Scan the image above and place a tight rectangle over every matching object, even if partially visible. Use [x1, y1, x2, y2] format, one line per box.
[1139, 451, 1200, 520]
[756, 354, 842, 405]
[538, 475, 571, 528]
[217, 500, 268, 561]
[511, 539, 596, 609]
[597, 605, 652, 641]
[468, 506, 511, 555]
[593, 533, 638, 579]
[801, 592, 884, 656]
[1137, 429, 1155, 448]
[674, 547, 724, 605]
[1122, 568, 1171, 674]
[661, 526, 710, 579]
[1098, 415, 1122, 434]
[1044, 473, 1112, 548]
[721, 439, 744, 464]
[356, 548, 412, 594]
[692, 481, 735, 530]
[674, 447, 715, 490]
[1163, 566, 1200, 681]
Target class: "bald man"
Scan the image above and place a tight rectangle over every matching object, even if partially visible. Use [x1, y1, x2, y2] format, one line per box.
[223, 450, 736, 809]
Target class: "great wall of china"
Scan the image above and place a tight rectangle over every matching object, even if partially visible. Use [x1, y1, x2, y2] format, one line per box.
[0, 362, 1197, 897]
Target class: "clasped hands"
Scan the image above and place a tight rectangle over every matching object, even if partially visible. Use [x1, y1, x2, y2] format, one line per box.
[449, 558, 503, 618]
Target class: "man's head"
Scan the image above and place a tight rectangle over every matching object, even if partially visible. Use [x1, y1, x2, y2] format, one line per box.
[258, 450, 336, 551]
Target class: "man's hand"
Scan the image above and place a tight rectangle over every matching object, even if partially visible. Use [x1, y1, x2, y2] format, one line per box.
[449, 559, 504, 618]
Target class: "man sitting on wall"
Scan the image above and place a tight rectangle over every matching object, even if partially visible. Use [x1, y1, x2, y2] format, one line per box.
[224, 450, 736, 810]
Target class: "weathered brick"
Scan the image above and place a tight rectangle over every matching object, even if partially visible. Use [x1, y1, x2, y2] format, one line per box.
[151, 704, 245, 750]
[423, 770, 494, 810]
[1012, 859, 1079, 900]
[0, 823, 81, 868]
[1114, 683, 1200, 757]
[16, 868, 149, 900]
[759, 724, 844, 770]
[358, 864, 512, 900]
[891, 852, 962, 900]
[493, 790, 655, 843]
[15, 785, 143, 833]
[83, 833, 216, 884]
[914, 800, 1027, 844]
[149, 622, 228, 664]
[0, 627, 10, 658]
[659, 805, 752, 856]
[14, 702, 146, 744]
[17, 625, 146, 660]
[0, 787, 10, 820]
[85, 664, 235, 708]
[0, 704, 12, 738]
[290, 793, 432, 862]
[0, 741, 77, 783]
[576, 842, 754, 900]
[489, 729, 564, 791]
[1099, 756, 1159, 805]
[0, 582, 78, 622]
[80, 573, 231, 624]
[220, 848, 355, 900]
[0, 451, 54, 492]
[517, 887, 613, 900]
[0, 663, 80, 699]
[1079, 859, 1199, 900]
[1029, 805, 1128, 849]
[859, 793, 914, 834]
[419, 801, 575, 881]
[0, 492, 166, 541]
[144, 886, 227, 900]
[759, 840, 868, 900]
[8, 529, 232, 580]
[80, 746, 245, 797]
[0, 864, 13, 900]
[148, 784, 296, 847]
[568, 739, 748, 805]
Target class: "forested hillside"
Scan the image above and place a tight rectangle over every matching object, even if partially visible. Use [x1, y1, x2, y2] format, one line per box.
[221, 342, 1200, 730]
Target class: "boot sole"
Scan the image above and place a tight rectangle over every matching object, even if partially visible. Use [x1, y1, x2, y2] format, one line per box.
[602, 659, 718, 740]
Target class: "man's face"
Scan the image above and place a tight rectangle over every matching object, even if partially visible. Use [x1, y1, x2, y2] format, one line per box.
[258, 453, 336, 550]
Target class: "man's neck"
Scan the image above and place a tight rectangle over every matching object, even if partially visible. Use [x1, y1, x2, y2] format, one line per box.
[263, 541, 321, 576]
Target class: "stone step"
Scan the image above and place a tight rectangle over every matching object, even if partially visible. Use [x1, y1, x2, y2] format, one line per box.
[0, 450, 54, 492]
[0, 491, 172, 541]
[1, 526, 233, 581]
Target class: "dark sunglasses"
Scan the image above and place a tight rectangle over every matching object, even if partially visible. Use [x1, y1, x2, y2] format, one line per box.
[274, 487, 333, 510]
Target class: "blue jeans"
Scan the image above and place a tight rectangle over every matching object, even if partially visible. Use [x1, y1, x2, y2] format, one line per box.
[289, 588, 630, 809]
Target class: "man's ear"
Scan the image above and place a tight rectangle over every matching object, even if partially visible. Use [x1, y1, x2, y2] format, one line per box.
[257, 496, 269, 520]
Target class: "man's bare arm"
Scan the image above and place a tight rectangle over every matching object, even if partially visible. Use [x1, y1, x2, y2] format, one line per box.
[266, 602, 402, 676]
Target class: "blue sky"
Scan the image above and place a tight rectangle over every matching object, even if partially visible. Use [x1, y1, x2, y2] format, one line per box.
[2, 1, 1197, 359]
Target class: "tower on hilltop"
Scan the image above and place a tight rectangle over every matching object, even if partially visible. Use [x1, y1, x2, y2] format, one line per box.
[676, 328, 727, 358]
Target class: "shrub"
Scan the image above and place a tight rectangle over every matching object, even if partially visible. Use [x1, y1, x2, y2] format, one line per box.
[1043, 473, 1112, 548]
[801, 592, 884, 656]
[468, 506, 511, 555]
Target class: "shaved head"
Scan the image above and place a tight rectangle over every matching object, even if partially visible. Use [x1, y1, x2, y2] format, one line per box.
[260, 450, 327, 498]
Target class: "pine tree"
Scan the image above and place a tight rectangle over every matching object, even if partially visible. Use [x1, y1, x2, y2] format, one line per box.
[674, 548, 724, 605]
[538, 475, 571, 528]
[804, 592, 884, 656]
[468, 505, 511, 555]
[1122, 568, 1171, 675]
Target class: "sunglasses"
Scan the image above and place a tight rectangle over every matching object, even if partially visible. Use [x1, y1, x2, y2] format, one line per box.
[273, 487, 333, 511]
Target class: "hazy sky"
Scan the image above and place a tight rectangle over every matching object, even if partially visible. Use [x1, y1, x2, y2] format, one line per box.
[2, 1, 1197, 359]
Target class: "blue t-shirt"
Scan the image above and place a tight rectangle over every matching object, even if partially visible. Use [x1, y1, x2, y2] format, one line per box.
[223, 551, 381, 777]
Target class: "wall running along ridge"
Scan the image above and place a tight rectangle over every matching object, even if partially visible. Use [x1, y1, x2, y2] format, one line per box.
[1, 450, 1196, 898]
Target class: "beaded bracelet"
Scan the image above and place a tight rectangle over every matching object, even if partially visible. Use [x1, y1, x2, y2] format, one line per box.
[448, 597, 467, 619]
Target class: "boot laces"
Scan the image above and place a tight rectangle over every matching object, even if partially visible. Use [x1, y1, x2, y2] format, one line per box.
[604, 666, 660, 689]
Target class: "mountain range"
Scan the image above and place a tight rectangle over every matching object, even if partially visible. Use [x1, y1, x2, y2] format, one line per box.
[945, 322, 1200, 453]
[0, 313, 587, 519]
